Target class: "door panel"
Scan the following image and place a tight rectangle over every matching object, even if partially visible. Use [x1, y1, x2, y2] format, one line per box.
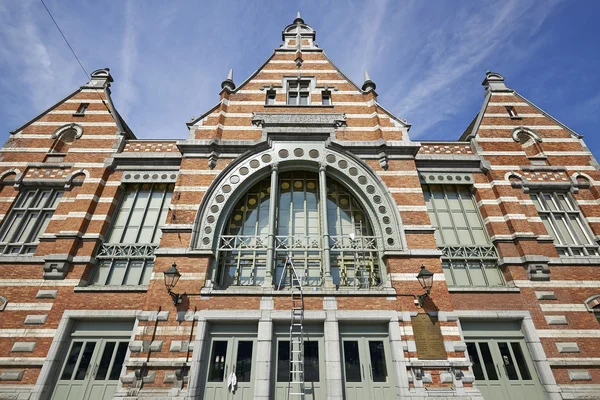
[466, 339, 544, 400]
[274, 339, 323, 400]
[203, 337, 256, 400]
[52, 337, 130, 400]
[342, 337, 393, 400]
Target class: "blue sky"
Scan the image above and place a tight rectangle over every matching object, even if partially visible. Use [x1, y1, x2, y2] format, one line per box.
[1, 1, 599, 155]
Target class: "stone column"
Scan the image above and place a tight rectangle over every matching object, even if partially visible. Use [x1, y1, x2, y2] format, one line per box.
[324, 303, 343, 399]
[253, 313, 273, 399]
[264, 163, 279, 287]
[185, 317, 208, 399]
[319, 164, 333, 287]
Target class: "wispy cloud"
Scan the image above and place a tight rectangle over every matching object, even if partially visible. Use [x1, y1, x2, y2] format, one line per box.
[381, 0, 562, 137]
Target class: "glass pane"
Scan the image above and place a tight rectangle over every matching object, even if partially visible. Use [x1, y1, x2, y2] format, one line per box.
[471, 228, 488, 245]
[94, 342, 116, 380]
[109, 342, 129, 380]
[305, 341, 320, 382]
[466, 213, 484, 230]
[498, 342, 519, 380]
[33, 190, 51, 208]
[466, 342, 485, 381]
[343, 341, 361, 382]
[452, 212, 468, 228]
[541, 215, 558, 242]
[141, 261, 154, 285]
[277, 341, 290, 382]
[124, 260, 144, 286]
[442, 263, 455, 286]
[510, 342, 532, 380]
[555, 215, 575, 244]
[431, 186, 446, 209]
[530, 194, 543, 210]
[50, 191, 63, 208]
[544, 194, 557, 211]
[452, 261, 470, 286]
[74, 341, 97, 380]
[457, 229, 474, 245]
[569, 216, 590, 245]
[235, 341, 253, 382]
[467, 261, 486, 286]
[557, 194, 572, 211]
[478, 343, 498, 380]
[107, 260, 128, 285]
[91, 260, 112, 285]
[208, 341, 228, 382]
[16, 212, 39, 242]
[288, 93, 298, 105]
[322, 96, 331, 105]
[2, 212, 24, 242]
[18, 191, 35, 208]
[300, 94, 309, 105]
[446, 189, 460, 209]
[61, 341, 83, 380]
[368, 340, 388, 383]
[32, 212, 52, 241]
[484, 263, 504, 286]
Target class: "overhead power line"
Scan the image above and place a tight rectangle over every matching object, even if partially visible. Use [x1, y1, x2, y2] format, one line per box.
[39, 0, 113, 115]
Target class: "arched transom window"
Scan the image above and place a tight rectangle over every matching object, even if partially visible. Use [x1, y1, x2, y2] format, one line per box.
[217, 171, 378, 288]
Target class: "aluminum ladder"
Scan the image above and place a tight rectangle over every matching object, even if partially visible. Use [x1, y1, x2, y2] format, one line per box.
[285, 255, 305, 399]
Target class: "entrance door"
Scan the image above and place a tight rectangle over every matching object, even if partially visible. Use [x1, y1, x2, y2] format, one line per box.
[342, 337, 394, 400]
[462, 320, 544, 400]
[466, 339, 543, 400]
[52, 336, 130, 400]
[204, 337, 256, 399]
[274, 339, 324, 399]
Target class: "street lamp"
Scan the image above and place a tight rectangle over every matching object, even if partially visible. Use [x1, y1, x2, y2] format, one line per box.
[416, 265, 434, 307]
[164, 263, 183, 305]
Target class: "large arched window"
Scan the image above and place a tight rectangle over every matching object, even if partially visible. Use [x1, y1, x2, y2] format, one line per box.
[217, 171, 378, 288]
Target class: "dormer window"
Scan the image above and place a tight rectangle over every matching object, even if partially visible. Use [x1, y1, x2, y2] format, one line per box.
[506, 106, 519, 119]
[74, 103, 89, 116]
[287, 80, 310, 105]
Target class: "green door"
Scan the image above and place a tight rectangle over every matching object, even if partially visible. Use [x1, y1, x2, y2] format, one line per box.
[465, 338, 544, 399]
[51, 337, 129, 400]
[204, 337, 256, 400]
[342, 337, 394, 400]
[274, 339, 324, 399]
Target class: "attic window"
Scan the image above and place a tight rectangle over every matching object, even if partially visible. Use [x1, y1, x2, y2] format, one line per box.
[506, 106, 520, 119]
[322, 91, 331, 106]
[287, 80, 310, 105]
[266, 91, 276, 105]
[74, 103, 89, 116]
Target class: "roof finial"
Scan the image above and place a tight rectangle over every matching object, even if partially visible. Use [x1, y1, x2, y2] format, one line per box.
[294, 11, 304, 24]
[362, 70, 376, 92]
[221, 69, 236, 92]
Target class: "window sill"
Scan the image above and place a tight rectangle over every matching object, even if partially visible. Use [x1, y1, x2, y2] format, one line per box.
[447, 286, 520, 293]
[201, 286, 397, 296]
[0, 255, 44, 263]
[74, 285, 148, 292]
[264, 104, 335, 108]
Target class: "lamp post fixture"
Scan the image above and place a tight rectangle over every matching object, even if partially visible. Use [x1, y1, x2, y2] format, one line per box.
[416, 264, 434, 307]
[164, 262, 183, 305]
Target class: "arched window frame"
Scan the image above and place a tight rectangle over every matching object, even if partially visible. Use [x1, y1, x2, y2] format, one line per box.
[193, 143, 406, 289]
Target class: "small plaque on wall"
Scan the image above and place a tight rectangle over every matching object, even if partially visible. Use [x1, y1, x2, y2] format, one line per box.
[411, 313, 447, 359]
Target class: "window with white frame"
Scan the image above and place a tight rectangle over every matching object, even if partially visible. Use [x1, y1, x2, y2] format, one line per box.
[423, 184, 504, 287]
[287, 80, 310, 105]
[0, 188, 62, 255]
[531, 191, 598, 256]
[90, 183, 173, 286]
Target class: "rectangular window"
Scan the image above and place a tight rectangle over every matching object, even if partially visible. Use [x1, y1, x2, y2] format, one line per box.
[322, 93, 331, 105]
[91, 183, 173, 286]
[266, 92, 276, 105]
[0, 188, 62, 254]
[74, 103, 89, 116]
[506, 106, 519, 118]
[531, 191, 598, 256]
[287, 80, 310, 105]
[423, 184, 503, 287]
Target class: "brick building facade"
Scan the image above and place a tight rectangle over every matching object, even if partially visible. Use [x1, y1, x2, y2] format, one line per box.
[1, 14, 599, 400]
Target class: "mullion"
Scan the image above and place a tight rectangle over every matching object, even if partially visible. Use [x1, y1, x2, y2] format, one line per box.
[427, 185, 446, 245]
[456, 186, 477, 244]
[118, 185, 141, 244]
[134, 184, 154, 243]
[442, 185, 460, 245]
[150, 185, 168, 244]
